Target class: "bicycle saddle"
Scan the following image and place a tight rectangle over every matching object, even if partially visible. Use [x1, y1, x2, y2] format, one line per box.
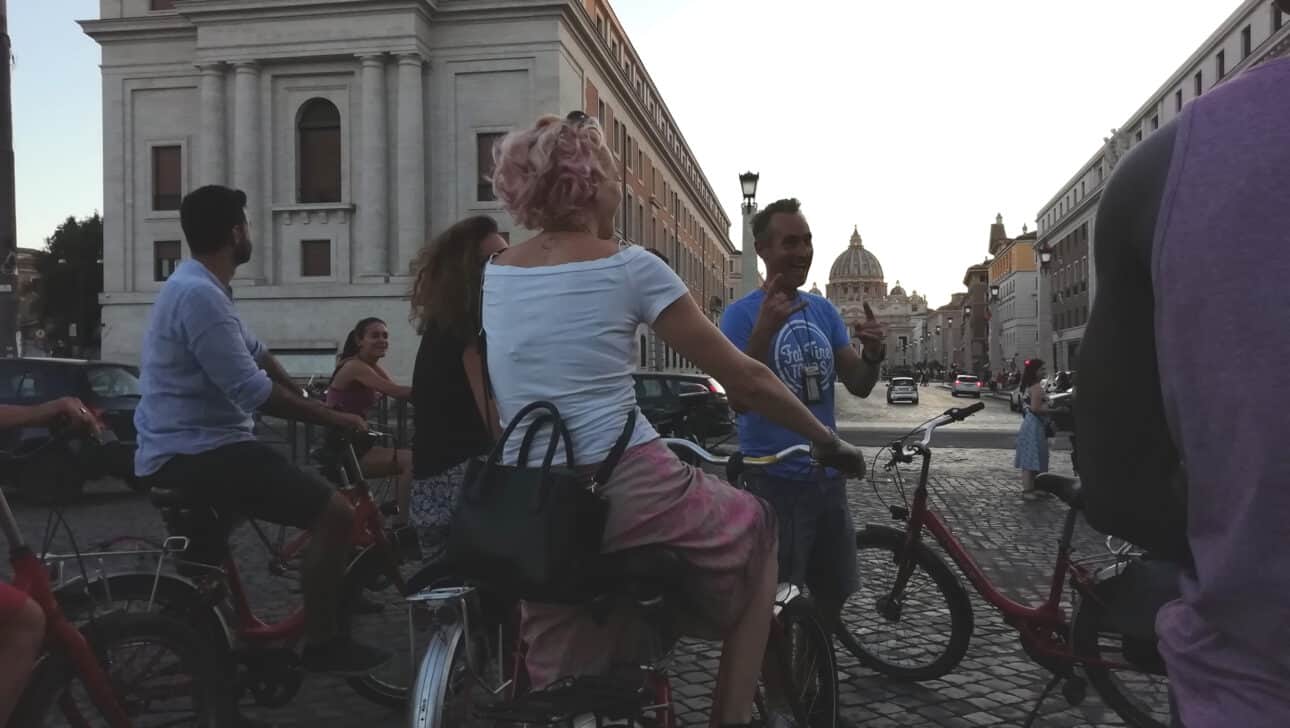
[1035, 473, 1083, 509]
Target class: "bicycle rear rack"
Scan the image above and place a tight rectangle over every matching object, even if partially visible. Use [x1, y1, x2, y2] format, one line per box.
[43, 535, 192, 613]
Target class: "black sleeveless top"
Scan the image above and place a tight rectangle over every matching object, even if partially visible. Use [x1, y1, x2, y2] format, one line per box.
[411, 323, 492, 478]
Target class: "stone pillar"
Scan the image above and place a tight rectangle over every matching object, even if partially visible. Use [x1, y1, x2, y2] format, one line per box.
[356, 54, 388, 279]
[232, 61, 263, 281]
[197, 63, 226, 185]
[395, 53, 425, 276]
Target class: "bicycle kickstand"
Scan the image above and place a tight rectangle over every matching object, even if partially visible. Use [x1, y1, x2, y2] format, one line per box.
[1021, 672, 1062, 728]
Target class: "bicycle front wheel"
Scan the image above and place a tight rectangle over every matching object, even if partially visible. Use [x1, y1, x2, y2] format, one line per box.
[760, 595, 838, 728]
[340, 543, 428, 707]
[13, 612, 219, 727]
[839, 525, 974, 681]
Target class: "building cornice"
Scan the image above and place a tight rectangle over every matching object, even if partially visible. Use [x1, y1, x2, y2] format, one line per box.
[560, 1, 734, 251]
[1037, 188, 1102, 244]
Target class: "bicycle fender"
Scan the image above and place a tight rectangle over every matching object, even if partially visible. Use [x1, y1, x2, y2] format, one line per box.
[409, 623, 465, 728]
[55, 571, 234, 657]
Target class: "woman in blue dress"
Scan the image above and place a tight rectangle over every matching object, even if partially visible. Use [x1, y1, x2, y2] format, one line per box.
[1014, 358, 1052, 497]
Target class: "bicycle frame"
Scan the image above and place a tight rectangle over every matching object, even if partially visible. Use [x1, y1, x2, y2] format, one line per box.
[174, 434, 407, 646]
[1, 471, 133, 728]
[884, 441, 1126, 670]
[898, 448, 1078, 627]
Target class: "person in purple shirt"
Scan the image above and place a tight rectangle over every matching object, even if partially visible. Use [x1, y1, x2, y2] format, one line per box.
[1078, 44, 1290, 727]
[134, 185, 389, 676]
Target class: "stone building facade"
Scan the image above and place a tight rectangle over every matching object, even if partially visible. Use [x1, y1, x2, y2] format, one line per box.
[1033, 0, 1290, 371]
[82, 0, 736, 379]
[986, 217, 1039, 375]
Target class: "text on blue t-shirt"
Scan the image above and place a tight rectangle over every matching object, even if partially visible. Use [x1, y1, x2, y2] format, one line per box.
[719, 289, 851, 480]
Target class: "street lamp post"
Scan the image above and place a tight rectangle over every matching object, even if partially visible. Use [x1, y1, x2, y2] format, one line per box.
[1037, 242, 1054, 368]
[988, 284, 1000, 385]
[738, 172, 760, 298]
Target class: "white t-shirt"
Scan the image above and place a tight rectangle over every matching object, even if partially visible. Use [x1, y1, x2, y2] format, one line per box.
[482, 245, 689, 466]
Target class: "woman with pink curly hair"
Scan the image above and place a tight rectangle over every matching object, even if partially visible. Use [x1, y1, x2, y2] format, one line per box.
[483, 112, 863, 727]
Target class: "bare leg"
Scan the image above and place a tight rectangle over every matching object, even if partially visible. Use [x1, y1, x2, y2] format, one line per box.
[1022, 469, 1036, 493]
[302, 493, 355, 644]
[0, 597, 46, 725]
[712, 552, 778, 725]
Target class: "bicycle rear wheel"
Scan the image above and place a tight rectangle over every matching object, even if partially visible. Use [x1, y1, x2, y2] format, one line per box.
[13, 611, 219, 727]
[1072, 596, 1171, 728]
[760, 595, 838, 728]
[839, 525, 974, 681]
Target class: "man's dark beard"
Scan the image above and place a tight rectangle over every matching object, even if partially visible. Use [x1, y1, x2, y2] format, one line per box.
[234, 239, 253, 265]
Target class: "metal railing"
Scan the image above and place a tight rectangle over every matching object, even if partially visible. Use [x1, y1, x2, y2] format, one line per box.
[255, 398, 414, 467]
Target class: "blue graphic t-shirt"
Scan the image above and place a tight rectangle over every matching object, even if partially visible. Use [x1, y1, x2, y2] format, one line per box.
[719, 289, 851, 481]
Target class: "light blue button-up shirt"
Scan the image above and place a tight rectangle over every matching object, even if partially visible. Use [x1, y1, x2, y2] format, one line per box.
[134, 259, 274, 476]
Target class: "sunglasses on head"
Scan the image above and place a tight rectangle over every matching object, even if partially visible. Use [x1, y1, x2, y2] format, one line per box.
[566, 110, 590, 124]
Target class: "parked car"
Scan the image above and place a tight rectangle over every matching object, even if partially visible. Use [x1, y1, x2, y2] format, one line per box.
[0, 357, 142, 503]
[633, 372, 734, 444]
[886, 376, 919, 405]
[950, 374, 983, 398]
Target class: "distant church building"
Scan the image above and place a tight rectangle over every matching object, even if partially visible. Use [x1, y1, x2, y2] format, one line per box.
[816, 227, 928, 368]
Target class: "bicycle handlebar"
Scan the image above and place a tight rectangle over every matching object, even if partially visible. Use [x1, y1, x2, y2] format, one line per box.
[660, 439, 811, 467]
[884, 403, 986, 468]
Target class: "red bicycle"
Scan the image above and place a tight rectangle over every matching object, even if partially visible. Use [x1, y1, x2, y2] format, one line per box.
[64, 429, 421, 722]
[838, 404, 1173, 728]
[2, 429, 217, 727]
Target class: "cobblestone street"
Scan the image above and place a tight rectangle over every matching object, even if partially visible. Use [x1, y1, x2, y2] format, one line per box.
[2, 433, 1172, 728]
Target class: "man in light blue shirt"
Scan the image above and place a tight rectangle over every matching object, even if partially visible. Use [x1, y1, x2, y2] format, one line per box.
[135, 185, 387, 675]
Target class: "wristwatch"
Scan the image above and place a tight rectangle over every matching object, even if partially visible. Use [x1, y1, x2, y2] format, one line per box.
[862, 346, 886, 365]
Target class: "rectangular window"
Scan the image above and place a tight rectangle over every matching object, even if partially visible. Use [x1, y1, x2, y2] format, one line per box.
[1135, 128, 1143, 142]
[301, 240, 331, 277]
[1242, 25, 1252, 58]
[597, 100, 605, 125]
[626, 136, 634, 170]
[1151, 115, 1159, 130]
[150, 0, 176, 9]
[151, 145, 182, 211]
[153, 241, 181, 282]
[1194, 70, 1203, 96]
[476, 132, 504, 201]
[636, 148, 643, 176]
[1175, 89, 1183, 112]
[1217, 50, 1226, 79]
[1276, 3, 1285, 31]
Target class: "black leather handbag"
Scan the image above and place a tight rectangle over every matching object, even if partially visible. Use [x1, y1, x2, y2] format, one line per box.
[448, 401, 635, 603]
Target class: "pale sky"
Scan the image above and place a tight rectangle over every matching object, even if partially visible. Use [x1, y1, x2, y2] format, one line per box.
[12, 0, 1241, 306]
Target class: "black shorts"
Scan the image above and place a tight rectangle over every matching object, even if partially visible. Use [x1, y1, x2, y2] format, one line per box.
[142, 441, 333, 530]
[744, 472, 859, 602]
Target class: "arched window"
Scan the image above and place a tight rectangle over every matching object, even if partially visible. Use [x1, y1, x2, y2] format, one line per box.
[297, 98, 341, 203]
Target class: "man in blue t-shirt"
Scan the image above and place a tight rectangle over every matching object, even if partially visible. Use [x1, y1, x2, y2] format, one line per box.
[720, 197, 885, 641]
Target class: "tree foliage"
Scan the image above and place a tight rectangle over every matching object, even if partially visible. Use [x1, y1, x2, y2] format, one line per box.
[35, 214, 103, 354]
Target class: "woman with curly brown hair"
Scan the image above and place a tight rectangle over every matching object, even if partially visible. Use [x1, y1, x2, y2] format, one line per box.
[406, 215, 508, 559]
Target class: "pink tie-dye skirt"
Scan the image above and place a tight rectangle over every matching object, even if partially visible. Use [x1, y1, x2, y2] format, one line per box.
[520, 438, 778, 688]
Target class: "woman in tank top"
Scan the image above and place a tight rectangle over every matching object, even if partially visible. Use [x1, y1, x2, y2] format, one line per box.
[326, 318, 413, 525]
